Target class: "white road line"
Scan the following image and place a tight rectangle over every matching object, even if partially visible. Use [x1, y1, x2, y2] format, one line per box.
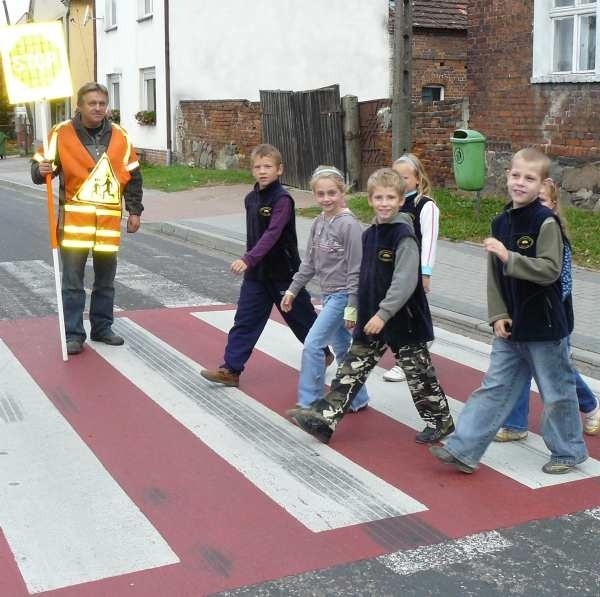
[378, 530, 512, 576]
[115, 260, 221, 307]
[87, 319, 427, 533]
[0, 260, 57, 309]
[193, 310, 600, 489]
[0, 341, 178, 595]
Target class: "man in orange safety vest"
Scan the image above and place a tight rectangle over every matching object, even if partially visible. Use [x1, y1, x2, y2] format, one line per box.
[31, 82, 144, 355]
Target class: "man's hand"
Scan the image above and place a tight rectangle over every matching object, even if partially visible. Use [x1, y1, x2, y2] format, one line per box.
[493, 318, 512, 339]
[230, 259, 248, 275]
[484, 237, 509, 263]
[280, 291, 294, 312]
[363, 314, 385, 335]
[38, 161, 53, 176]
[127, 214, 141, 233]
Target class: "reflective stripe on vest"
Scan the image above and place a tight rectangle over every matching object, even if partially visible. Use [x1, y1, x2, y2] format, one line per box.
[62, 203, 122, 252]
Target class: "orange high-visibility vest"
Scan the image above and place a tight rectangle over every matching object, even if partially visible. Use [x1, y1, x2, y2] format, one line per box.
[35, 121, 139, 252]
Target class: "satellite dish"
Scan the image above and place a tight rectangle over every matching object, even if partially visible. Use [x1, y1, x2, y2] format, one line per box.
[31, 0, 69, 22]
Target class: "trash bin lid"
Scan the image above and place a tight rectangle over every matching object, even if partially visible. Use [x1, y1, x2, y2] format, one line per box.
[451, 129, 486, 143]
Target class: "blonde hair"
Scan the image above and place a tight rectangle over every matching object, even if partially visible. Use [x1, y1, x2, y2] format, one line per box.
[392, 153, 432, 198]
[309, 165, 347, 193]
[367, 168, 406, 198]
[541, 178, 569, 237]
[512, 147, 550, 180]
[250, 143, 282, 167]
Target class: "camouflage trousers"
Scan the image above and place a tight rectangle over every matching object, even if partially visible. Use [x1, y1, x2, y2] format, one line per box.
[316, 339, 451, 428]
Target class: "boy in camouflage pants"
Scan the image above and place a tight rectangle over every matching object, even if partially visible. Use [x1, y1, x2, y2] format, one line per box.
[289, 168, 453, 444]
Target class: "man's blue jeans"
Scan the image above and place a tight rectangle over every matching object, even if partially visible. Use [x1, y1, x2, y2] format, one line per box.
[445, 337, 588, 468]
[61, 247, 117, 342]
[297, 292, 369, 410]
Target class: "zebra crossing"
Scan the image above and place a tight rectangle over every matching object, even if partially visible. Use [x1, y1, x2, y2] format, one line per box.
[0, 305, 598, 596]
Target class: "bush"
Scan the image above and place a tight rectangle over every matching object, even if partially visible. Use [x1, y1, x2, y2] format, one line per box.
[135, 110, 155, 126]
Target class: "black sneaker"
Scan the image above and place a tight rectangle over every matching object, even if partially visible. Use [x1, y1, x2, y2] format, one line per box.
[288, 408, 334, 444]
[90, 332, 124, 346]
[415, 419, 455, 444]
[429, 445, 475, 474]
[66, 339, 84, 355]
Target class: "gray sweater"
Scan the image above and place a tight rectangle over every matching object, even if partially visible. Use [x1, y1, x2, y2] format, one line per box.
[287, 210, 364, 308]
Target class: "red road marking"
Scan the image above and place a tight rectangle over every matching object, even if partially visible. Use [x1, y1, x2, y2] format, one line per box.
[0, 307, 598, 596]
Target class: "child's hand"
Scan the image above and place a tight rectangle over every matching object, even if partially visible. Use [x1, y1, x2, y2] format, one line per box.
[493, 318, 512, 338]
[363, 315, 384, 335]
[280, 291, 294, 312]
[422, 275, 431, 293]
[230, 259, 247, 274]
[484, 237, 509, 263]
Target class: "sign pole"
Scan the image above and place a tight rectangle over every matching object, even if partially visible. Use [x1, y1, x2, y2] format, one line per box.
[40, 100, 68, 361]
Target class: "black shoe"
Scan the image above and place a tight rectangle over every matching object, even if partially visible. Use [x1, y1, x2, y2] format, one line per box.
[288, 408, 334, 444]
[429, 445, 475, 474]
[415, 419, 455, 444]
[66, 339, 84, 355]
[90, 332, 124, 346]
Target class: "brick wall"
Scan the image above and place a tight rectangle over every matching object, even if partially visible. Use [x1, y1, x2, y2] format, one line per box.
[468, 1, 600, 160]
[413, 29, 467, 101]
[176, 100, 262, 169]
[136, 148, 169, 166]
[359, 98, 465, 190]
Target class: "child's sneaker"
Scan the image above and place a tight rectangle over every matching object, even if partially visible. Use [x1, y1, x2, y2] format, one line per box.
[582, 406, 600, 435]
[494, 427, 528, 442]
[383, 365, 406, 382]
[415, 418, 455, 444]
[288, 408, 334, 444]
[541, 460, 576, 474]
[429, 445, 475, 474]
[200, 367, 240, 387]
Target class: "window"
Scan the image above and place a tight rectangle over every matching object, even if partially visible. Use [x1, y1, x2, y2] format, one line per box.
[140, 67, 156, 112]
[421, 85, 444, 102]
[533, 0, 599, 82]
[106, 74, 120, 111]
[105, 0, 117, 29]
[138, 0, 153, 19]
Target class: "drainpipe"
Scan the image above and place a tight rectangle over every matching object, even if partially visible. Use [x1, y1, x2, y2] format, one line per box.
[93, 1, 97, 80]
[164, 0, 172, 164]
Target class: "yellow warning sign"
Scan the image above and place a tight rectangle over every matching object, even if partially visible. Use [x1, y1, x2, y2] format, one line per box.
[0, 22, 73, 104]
[73, 154, 121, 206]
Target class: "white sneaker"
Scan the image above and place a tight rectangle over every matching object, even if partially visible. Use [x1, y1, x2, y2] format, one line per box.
[583, 405, 600, 435]
[383, 365, 406, 382]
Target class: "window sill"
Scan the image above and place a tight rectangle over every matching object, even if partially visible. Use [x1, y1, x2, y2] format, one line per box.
[531, 73, 600, 84]
[137, 14, 153, 23]
[104, 24, 118, 33]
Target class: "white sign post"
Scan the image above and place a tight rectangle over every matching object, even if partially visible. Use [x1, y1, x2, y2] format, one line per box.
[0, 21, 74, 361]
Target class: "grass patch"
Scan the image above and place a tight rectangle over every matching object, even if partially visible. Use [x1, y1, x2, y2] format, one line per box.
[141, 164, 254, 192]
[298, 188, 600, 269]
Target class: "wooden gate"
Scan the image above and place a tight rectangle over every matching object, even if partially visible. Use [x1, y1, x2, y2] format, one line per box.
[260, 85, 344, 189]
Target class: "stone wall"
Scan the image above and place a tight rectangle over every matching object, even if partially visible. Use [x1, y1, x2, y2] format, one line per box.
[176, 100, 262, 170]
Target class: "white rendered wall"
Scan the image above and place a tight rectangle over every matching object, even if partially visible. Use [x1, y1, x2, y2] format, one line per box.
[95, 2, 167, 151]
[170, 0, 391, 103]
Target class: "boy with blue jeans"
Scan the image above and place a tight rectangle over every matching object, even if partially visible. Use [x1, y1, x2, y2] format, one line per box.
[201, 144, 330, 387]
[289, 168, 454, 444]
[430, 148, 588, 475]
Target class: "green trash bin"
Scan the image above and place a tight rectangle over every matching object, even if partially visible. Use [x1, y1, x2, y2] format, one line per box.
[451, 129, 487, 191]
[0, 131, 7, 158]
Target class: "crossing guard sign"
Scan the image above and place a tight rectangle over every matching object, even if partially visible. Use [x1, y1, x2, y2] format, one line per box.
[0, 21, 73, 104]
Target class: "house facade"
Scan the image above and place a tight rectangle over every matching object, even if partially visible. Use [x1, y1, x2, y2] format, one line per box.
[468, 0, 600, 208]
[94, 0, 392, 164]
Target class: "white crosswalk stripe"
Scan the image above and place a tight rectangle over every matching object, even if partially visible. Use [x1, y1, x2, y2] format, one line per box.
[0, 259, 218, 318]
[193, 310, 600, 489]
[0, 339, 179, 595]
[86, 318, 428, 533]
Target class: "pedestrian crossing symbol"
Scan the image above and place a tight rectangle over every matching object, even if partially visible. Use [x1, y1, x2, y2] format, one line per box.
[73, 154, 121, 205]
[0, 22, 73, 104]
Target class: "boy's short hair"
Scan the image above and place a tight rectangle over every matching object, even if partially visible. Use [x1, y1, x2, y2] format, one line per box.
[77, 82, 109, 106]
[250, 143, 282, 166]
[512, 147, 551, 180]
[367, 167, 406, 198]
